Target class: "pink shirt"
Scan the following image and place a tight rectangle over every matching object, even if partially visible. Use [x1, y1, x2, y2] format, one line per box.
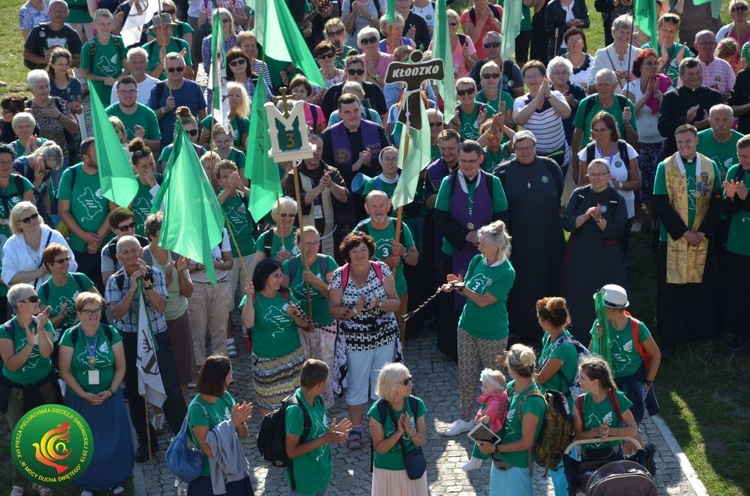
[459, 4, 503, 60]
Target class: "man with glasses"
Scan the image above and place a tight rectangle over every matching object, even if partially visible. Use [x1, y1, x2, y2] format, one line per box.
[110, 48, 159, 106]
[142, 13, 194, 80]
[23, 0, 82, 69]
[100, 207, 149, 287]
[427, 108, 444, 160]
[320, 55, 387, 119]
[148, 52, 206, 149]
[469, 32, 523, 98]
[693, 30, 734, 101]
[105, 76, 161, 153]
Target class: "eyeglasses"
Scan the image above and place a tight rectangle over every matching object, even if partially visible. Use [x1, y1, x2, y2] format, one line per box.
[551, 70, 570, 76]
[167, 66, 185, 73]
[81, 308, 102, 316]
[483, 41, 501, 49]
[515, 145, 536, 152]
[360, 36, 379, 45]
[401, 376, 412, 386]
[482, 73, 500, 79]
[53, 257, 71, 265]
[163, 8, 176, 14]
[524, 73, 543, 79]
[327, 28, 345, 36]
[19, 295, 40, 304]
[116, 222, 136, 231]
[588, 172, 610, 177]
[317, 52, 336, 60]
[228, 59, 247, 67]
[185, 128, 199, 136]
[347, 68, 365, 76]
[429, 121, 444, 127]
[21, 213, 39, 224]
[643, 60, 659, 66]
[456, 88, 475, 96]
[279, 213, 296, 218]
[732, 4, 749, 11]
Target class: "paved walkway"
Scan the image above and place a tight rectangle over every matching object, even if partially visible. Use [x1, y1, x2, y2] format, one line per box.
[131, 327, 706, 496]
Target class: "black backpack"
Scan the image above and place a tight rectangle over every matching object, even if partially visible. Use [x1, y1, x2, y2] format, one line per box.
[256, 393, 322, 490]
[287, 254, 329, 282]
[585, 140, 630, 166]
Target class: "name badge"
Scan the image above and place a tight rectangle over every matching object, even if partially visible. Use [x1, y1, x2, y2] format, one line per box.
[88, 369, 100, 386]
[314, 205, 324, 219]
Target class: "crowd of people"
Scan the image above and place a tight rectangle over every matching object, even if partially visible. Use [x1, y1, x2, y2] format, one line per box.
[1, 0, 747, 494]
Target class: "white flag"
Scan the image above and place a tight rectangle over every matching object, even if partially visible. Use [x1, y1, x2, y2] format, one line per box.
[121, 0, 159, 48]
[136, 289, 166, 407]
[208, 13, 231, 135]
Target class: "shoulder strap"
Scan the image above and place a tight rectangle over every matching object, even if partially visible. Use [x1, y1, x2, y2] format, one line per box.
[629, 316, 651, 369]
[341, 263, 350, 289]
[13, 175, 24, 196]
[264, 231, 273, 257]
[3, 320, 15, 341]
[69, 165, 77, 192]
[141, 248, 153, 267]
[370, 261, 383, 282]
[289, 256, 298, 282]
[617, 140, 629, 163]
[71, 272, 85, 291]
[583, 97, 597, 122]
[408, 395, 418, 417]
[155, 81, 166, 103]
[608, 389, 624, 424]
[615, 94, 628, 112]
[576, 394, 584, 418]
[356, 221, 369, 235]
[319, 254, 328, 277]
[586, 142, 596, 164]
[115, 271, 126, 292]
[41, 281, 51, 300]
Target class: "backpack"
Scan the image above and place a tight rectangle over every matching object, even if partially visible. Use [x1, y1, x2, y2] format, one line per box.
[40, 272, 86, 302]
[624, 314, 652, 370]
[582, 94, 629, 125]
[585, 140, 630, 166]
[288, 254, 329, 283]
[515, 386, 574, 476]
[256, 392, 322, 490]
[340, 261, 384, 289]
[546, 334, 591, 398]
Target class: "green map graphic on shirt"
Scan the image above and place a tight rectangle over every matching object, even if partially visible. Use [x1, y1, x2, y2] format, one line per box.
[611, 338, 634, 371]
[79, 187, 106, 222]
[263, 305, 293, 334]
[292, 274, 323, 299]
[225, 203, 250, 235]
[75, 340, 113, 368]
[132, 196, 152, 219]
[467, 273, 492, 293]
[587, 411, 614, 429]
[98, 53, 121, 78]
[19, 338, 39, 373]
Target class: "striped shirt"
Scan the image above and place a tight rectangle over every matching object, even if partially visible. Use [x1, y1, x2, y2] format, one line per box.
[513, 91, 570, 165]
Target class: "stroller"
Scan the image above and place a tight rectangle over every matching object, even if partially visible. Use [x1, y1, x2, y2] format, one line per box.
[562, 437, 657, 495]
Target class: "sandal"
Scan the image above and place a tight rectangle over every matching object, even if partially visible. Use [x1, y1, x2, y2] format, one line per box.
[10, 486, 24, 496]
[346, 430, 362, 450]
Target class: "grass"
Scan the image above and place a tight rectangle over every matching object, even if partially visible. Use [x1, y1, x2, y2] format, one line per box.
[0, 0, 749, 494]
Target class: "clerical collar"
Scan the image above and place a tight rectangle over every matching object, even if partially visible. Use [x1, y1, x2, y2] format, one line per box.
[681, 85, 700, 93]
[680, 155, 697, 164]
[464, 174, 479, 184]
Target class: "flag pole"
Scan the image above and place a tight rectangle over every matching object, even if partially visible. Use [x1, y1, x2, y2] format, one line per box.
[292, 159, 313, 319]
[394, 133, 410, 244]
[156, 3, 173, 98]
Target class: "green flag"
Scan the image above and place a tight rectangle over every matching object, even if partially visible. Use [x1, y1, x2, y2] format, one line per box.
[256, 0, 327, 88]
[157, 123, 224, 284]
[392, 105, 431, 209]
[433, 0, 455, 123]
[386, 0, 396, 23]
[87, 78, 138, 208]
[245, 74, 281, 221]
[634, 0, 658, 46]
[209, 11, 230, 134]
[500, 0, 523, 61]
[591, 290, 614, 369]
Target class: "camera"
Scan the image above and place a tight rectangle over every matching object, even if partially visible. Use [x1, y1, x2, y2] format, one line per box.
[143, 266, 153, 283]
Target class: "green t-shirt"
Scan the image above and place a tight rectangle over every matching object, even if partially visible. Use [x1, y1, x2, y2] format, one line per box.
[201, 115, 251, 150]
[538, 331, 579, 398]
[239, 292, 302, 358]
[80, 35, 127, 106]
[143, 38, 193, 80]
[457, 255, 515, 340]
[38, 272, 95, 330]
[158, 143, 206, 165]
[434, 173, 509, 255]
[573, 95, 638, 146]
[105, 103, 161, 143]
[577, 390, 633, 449]
[589, 317, 651, 378]
[57, 164, 113, 252]
[11, 138, 47, 158]
[188, 391, 236, 477]
[367, 396, 428, 470]
[66, 0, 92, 23]
[282, 254, 338, 326]
[221, 192, 255, 257]
[0, 175, 34, 238]
[59, 324, 122, 396]
[496, 381, 545, 468]
[285, 389, 333, 492]
[640, 42, 693, 87]
[457, 102, 497, 140]
[476, 90, 513, 116]
[0, 317, 55, 385]
[354, 218, 414, 296]
[225, 148, 246, 172]
[725, 164, 750, 256]
[131, 179, 160, 236]
[362, 176, 398, 199]
[254, 229, 299, 259]
[497, 0, 532, 31]
[653, 157, 721, 242]
[696, 129, 742, 175]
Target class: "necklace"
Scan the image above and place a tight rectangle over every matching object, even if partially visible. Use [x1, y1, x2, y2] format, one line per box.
[83, 331, 98, 368]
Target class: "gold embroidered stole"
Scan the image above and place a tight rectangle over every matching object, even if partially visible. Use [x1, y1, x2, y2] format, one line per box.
[664, 153, 714, 284]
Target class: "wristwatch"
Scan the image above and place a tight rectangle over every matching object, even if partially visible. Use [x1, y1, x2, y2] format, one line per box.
[618, 181, 624, 189]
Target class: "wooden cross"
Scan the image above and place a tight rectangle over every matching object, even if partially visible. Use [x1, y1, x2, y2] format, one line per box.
[272, 87, 293, 118]
[385, 51, 444, 131]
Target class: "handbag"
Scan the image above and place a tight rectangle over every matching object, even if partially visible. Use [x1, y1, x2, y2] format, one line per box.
[165, 417, 204, 483]
[385, 402, 427, 480]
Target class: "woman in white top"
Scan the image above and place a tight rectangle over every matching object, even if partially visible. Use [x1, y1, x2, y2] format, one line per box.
[2, 201, 77, 290]
[576, 111, 641, 253]
[589, 14, 641, 93]
[342, 0, 385, 48]
[564, 28, 596, 89]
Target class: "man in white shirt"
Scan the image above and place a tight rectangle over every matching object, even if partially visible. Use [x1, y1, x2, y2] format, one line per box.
[110, 47, 158, 106]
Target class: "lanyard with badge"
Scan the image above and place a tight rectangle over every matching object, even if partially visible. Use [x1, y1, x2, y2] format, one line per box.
[466, 180, 477, 230]
[84, 329, 100, 385]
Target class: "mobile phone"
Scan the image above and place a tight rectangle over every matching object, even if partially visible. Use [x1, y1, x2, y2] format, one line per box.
[333, 39, 342, 50]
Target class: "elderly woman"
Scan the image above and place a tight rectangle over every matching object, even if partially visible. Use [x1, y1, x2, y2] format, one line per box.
[201, 8, 238, 75]
[2, 201, 76, 291]
[548, 56, 587, 145]
[315, 41, 346, 95]
[225, 48, 258, 101]
[494, 131, 565, 341]
[187, 355, 254, 495]
[577, 111, 641, 252]
[561, 159, 627, 341]
[717, 0, 750, 70]
[451, 77, 497, 141]
[329, 232, 401, 450]
[26, 69, 79, 169]
[58, 292, 132, 495]
[289, 75, 327, 133]
[545, 0, 589, 59]
[476, 62, 515, 126]
[370, 362, 428, 495]
[9, 112, 46, 158]
[241, 259, 307, 417]
[475, 344, 546, 496]
[379, 13, 416, 54]
[13, 141, 62, 225]
[236, 30, 273, 92]
[358, 26, 393, 89]
[564, 28, 596, 90]
[255, 197, 300, 264]
[513, 61, 572, 175]
[440, 220, 515, 437]
[342, 0, 385, 48]
[0, 283, 59, 496]
[640, 13, 692, 87]
[589, 15, 642, 91]
[201, 82, 250, 151]
[281, 226, 339, 408]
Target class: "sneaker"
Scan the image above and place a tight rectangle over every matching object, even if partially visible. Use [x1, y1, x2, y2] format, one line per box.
[443, 419, 473, 437]
[188, 381, 197, 389]
[462, 457, 483, 471]
[81, 491, 94, 496]
[111, 486, 125, 495]
[631, 221, 642, 233]
[729, 335, 750, 352]
[10, 486, 24, 496]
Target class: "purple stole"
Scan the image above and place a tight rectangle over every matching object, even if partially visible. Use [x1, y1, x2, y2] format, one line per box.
[331, 120, 382, 178]
[449, 172, 493, 310]
[426, 158, 450, 192]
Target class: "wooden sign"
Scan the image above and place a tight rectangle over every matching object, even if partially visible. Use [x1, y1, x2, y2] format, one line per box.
[265, 95, 316, 163]
[385, 50, 444, 131]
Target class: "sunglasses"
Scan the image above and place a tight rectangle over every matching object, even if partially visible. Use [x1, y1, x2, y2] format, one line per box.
[21, 212, 39, 224]
[185, 128, 199, 136]
[733, 4, 749, 11]
[279, 213, 296, 218]
[661, 16, 680, 24]
[19, 295, 40, 304]
[81, 308, 102, 316]
[483, 41, 501, 49]
[167, 66, 185, 73]
[449, 21, 458, 26]
[327, 28, 345, 36]
[482, 73, 500, 79]
[429, 121, 444, 127]
[317, 52, 336, 60]
[360, 36, 379, 45]
[163, 8, 176, 14]
[117, 222, 136, 231]
[53, 257, 71, 265]
[401, 376, 412, 386]
[228, 59, 247, 67]
[457, 88, 475, 96]
[347, 68, 365, 76]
